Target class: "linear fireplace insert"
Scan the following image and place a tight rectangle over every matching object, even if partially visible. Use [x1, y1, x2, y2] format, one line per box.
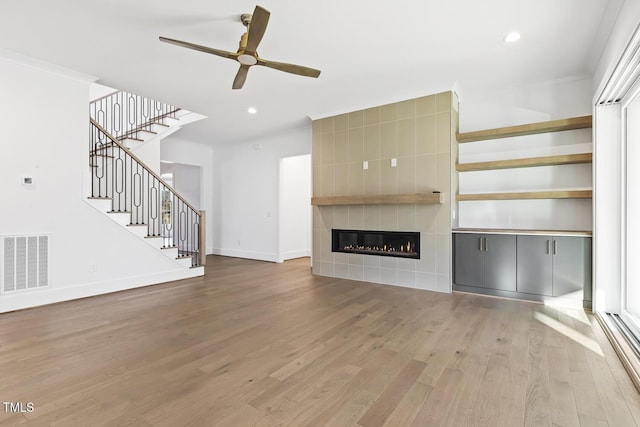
[332, 229, 420, 259]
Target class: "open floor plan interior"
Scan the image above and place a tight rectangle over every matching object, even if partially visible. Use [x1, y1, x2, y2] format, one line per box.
[1, 256, 639, 426]
[3, 0, 640, 424]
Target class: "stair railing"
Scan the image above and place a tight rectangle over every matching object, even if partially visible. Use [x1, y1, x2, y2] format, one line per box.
[90, 91, 181, 141]
[89, 118, 204, 267]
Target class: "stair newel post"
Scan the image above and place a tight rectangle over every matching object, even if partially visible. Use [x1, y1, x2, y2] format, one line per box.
[89, 103, 203, 270]
[199, 210, 206, 266]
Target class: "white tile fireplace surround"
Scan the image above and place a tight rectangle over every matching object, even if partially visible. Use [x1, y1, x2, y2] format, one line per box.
[311, 91, 458, 293]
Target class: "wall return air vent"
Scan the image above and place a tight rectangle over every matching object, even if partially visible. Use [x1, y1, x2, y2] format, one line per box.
[2, 235, 49, 293]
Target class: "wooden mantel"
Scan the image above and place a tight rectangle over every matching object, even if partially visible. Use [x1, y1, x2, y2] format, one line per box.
[311, 193, 444, 206]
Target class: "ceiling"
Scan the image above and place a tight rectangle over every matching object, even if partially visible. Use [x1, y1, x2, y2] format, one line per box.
[0, 0, 623, 145]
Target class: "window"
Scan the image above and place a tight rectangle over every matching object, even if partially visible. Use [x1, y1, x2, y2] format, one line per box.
[623, 84, 640, 338]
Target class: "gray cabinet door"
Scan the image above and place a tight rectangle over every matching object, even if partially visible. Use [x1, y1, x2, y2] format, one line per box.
[454, 234, 484, 287]
[517, 235, 553, 295]
[553, 236, 592, 300]
[484, 234, 517, 291]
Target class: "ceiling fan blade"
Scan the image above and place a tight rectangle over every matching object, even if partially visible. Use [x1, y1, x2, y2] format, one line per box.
[245, 6, 270, 54]
[232, 65, 250, 89]
[259, 59, 321, 78]
[159, 36, 238, 60]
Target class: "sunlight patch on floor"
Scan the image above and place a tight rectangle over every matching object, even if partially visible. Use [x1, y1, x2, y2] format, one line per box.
[534, 311, 604, 356]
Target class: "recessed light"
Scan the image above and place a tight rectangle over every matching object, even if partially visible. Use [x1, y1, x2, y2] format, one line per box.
[504, 32, 521, 43]
[248, 107, 257, 114]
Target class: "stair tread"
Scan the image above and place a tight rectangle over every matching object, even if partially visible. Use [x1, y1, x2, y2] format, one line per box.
[89, 119, 201, 272]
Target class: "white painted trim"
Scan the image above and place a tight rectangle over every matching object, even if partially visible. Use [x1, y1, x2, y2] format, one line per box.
[282, 250, 312, 261]
[278, 157, 285, 263]
[210, 248, 278, 263]
[0, 267, 203, 314]
[0, 48, 98, 84]
[593, 103, 622, 312]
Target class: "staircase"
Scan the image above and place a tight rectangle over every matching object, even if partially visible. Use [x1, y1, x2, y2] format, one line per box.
[86, 91, 205, 273]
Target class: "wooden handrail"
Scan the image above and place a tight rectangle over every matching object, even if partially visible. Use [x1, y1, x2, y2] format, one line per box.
[90, 118, 200, 215]
[89, 90, 120, 104]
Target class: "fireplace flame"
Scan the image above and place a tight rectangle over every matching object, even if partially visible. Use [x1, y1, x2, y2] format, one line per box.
[334, 229, 419, 259]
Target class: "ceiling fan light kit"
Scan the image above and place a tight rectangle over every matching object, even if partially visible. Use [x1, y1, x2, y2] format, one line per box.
[159, 5, 321, 89]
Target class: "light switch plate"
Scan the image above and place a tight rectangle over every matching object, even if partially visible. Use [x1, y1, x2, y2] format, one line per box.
[363, 161, 369, 170]
[391, 158, 397, 167]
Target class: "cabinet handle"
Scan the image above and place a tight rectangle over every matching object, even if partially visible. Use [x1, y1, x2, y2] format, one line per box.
[479, 237, 483, 251]
[553, 240, 558, 255]
[546, 240, 551, 254]
[484, 238, 488, 252]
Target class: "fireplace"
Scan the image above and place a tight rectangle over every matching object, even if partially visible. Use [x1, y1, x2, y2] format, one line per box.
[332, 229, 420, 259]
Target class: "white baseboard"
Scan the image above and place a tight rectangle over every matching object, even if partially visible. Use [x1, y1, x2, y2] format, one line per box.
[210, 248, 278, 263]
[282, 250, 311, 261]
[0, 267, 203, 314]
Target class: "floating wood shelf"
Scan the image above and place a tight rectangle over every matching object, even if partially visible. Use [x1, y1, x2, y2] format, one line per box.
[456, 153, 592, 172]
[456, 115, 592, 143]
[456, 190, 592, 201]
[311, 193, 444, 206]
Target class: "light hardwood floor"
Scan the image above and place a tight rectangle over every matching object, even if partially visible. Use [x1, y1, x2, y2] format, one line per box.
[0, 256, 639, 426]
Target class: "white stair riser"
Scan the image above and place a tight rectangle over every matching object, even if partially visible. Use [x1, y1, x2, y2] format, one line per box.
[85, 110, 203, 271]
[144, 237, 164, 249]
[107, 212, 131, 227]
[86, 198, 112, 212]
[126, 225, 149, 239]
[161, 247, 179, 259]
[176, 257, 194, 268]
[149, 123, 170, 133]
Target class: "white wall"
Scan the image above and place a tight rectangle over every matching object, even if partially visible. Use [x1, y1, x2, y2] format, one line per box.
[0, 54, 198, 313]
[457, 77, 594, 230]
[211, 125, 312, 262]
[172, 163, 202, 210]
[459, 77, 594, 132]
[280, 154, 311, 261]
[161, 137, 214, 253]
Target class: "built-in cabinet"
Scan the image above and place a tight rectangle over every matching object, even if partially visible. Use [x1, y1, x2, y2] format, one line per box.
[516, 235, 592, 300]
[453, 234, 516, 291]
[453, 115, 593, 306]
[453, 231, 592, 306]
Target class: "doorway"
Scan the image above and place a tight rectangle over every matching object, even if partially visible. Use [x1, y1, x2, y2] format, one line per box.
[160, 162, 202, 210]
[279, 154, 311, 263]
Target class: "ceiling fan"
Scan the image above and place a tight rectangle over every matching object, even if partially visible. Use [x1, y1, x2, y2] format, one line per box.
[159, 5, 321, 90]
